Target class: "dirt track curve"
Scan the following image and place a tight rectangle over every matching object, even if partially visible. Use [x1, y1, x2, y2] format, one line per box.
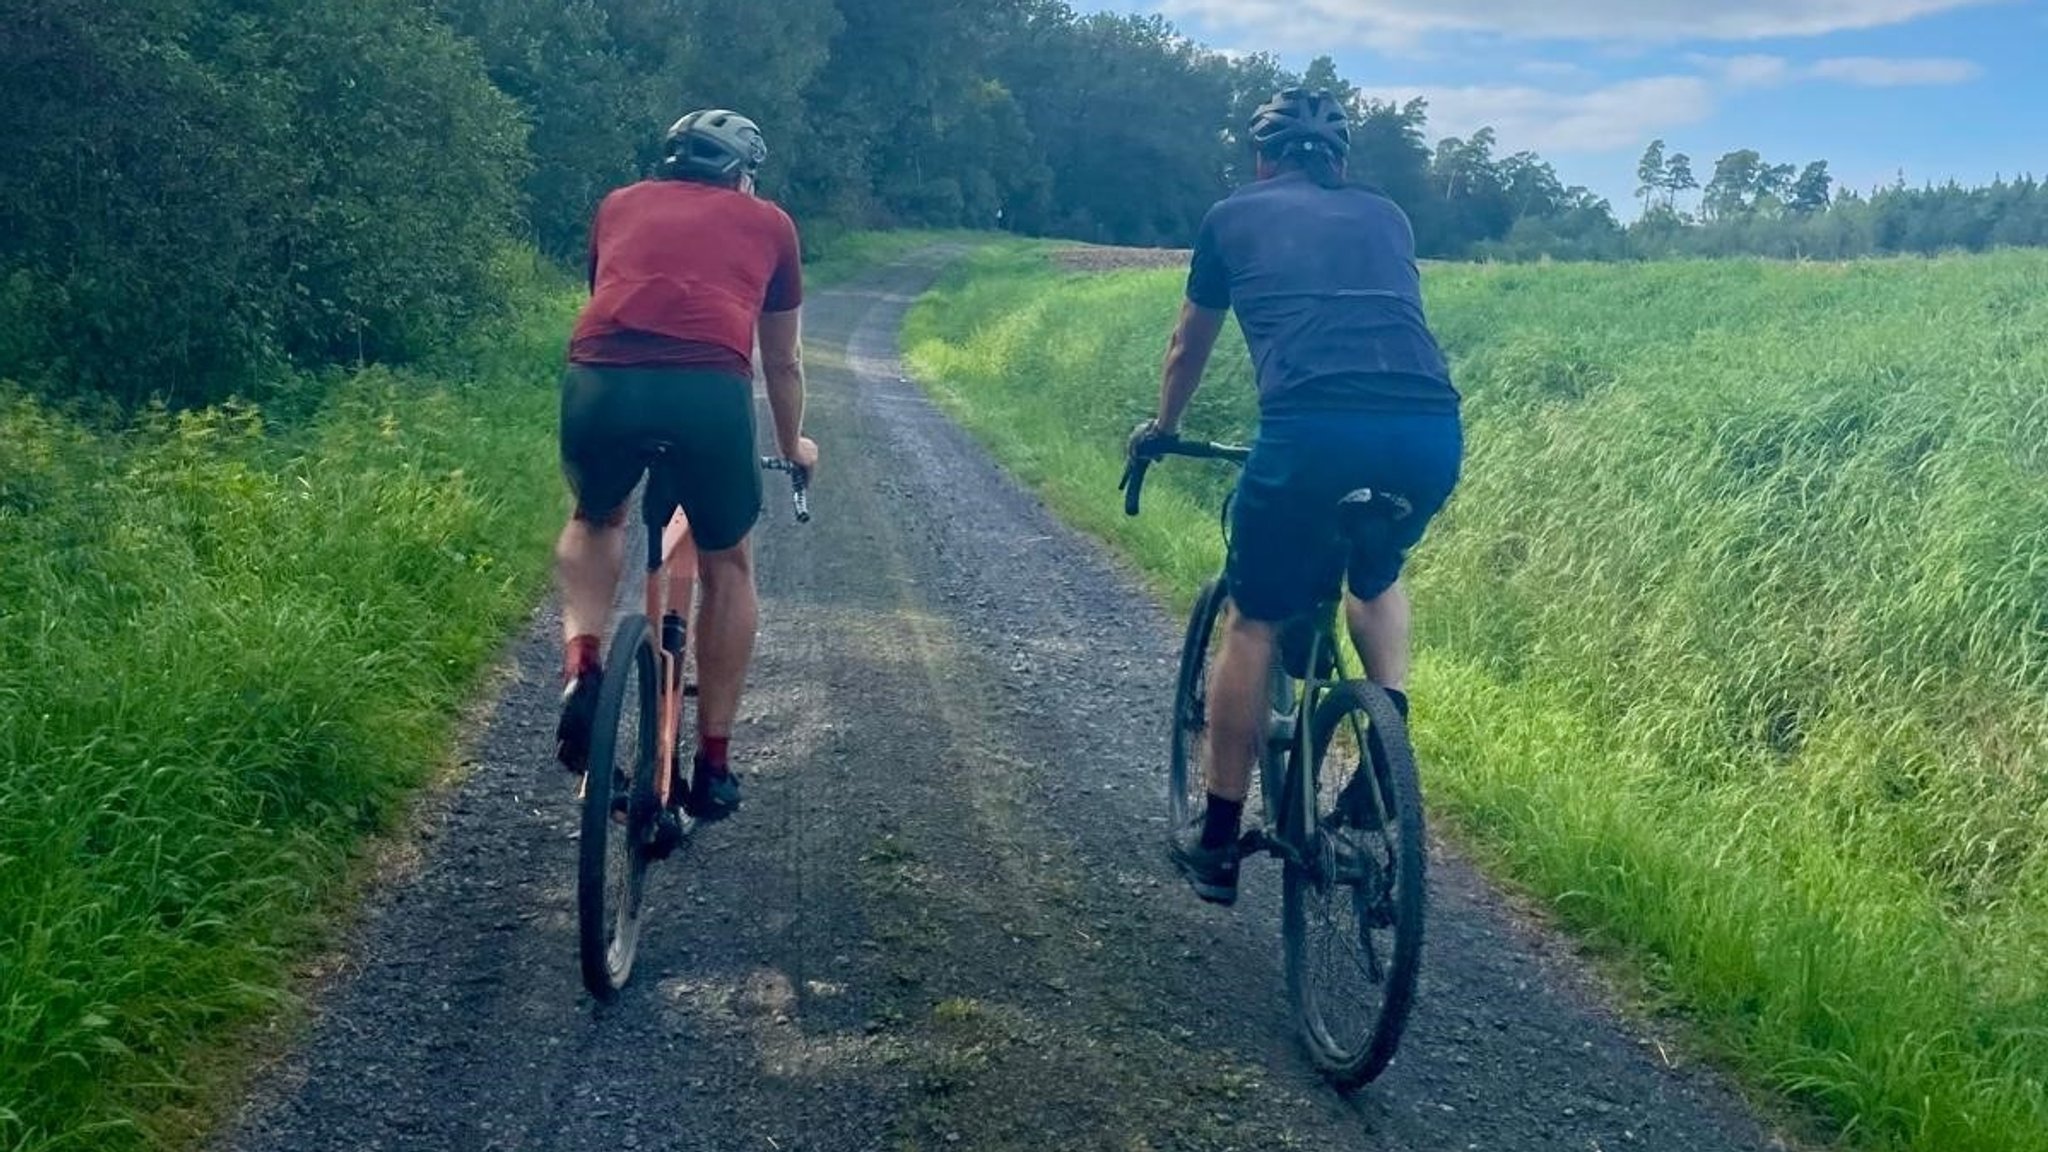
[217, 251, 1784, 1152]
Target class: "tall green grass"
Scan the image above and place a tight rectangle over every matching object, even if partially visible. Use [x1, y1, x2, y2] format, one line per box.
[903, 246, 2048, 1152]
[0, 253, 579, 1151]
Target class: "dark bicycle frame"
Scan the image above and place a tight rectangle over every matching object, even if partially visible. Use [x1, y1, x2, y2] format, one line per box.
[1121, 439, 1396, 858]
[1123, 434, 1425, 1088]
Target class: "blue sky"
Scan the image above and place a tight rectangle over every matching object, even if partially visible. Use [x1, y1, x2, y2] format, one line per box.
[1078, 0, 2042, 216]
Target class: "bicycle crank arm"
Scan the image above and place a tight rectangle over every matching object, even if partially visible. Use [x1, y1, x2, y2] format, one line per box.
[1237, 828, 1306, 869]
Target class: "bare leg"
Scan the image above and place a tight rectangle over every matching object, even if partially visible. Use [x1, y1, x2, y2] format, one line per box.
[692, 538, 757, 741]
[1204, 611, 1277, 803]
[556, 516, 627, 647]
[664, 522, 698, 633]
[1345, 581, 1411, 690]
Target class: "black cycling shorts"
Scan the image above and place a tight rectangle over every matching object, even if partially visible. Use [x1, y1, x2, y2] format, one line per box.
[558, 364, 762, 552]
[1226, 408, 1463, 623]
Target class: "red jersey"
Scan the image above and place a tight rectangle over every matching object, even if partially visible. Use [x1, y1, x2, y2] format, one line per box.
[569, 179, 803, 377]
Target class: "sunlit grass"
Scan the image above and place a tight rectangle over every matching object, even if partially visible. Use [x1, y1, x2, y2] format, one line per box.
[902, 245, 2048, 1152]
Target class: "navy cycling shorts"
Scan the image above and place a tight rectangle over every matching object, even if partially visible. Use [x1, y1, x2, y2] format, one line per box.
[1225, 408, 1464, 623]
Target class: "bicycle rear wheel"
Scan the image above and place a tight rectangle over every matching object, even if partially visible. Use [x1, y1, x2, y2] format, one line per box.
[1168, 579, 1230, 832]
[1282, 680, 1426, 1089]
[578, 613, 660, 1002]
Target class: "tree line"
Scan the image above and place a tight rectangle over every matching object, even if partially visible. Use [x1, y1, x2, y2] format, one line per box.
[1619, 140, 2048, 260]
[4, 0, 2040, 410]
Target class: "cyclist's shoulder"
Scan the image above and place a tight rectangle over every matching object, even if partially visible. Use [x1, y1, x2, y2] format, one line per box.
[601, 177, 668, 203]
[1208, 174, 1373, 222]
[1197, 182, 1272, 239]
[1346, 182, 1414, 221]
[591, 178, 645, 215]
[752, 195, 800, 235]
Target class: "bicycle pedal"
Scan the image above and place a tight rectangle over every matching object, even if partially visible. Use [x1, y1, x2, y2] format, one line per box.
[1237, 828, 1273, 855]
[645, 810, 684, 860]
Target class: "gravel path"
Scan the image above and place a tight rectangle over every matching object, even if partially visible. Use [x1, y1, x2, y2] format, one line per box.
[216, 251, 1784, 1152]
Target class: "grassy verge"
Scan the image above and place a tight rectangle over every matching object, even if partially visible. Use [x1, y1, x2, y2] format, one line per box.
[0, 250, 581, 1151]
[902, 245, 2048, 1152]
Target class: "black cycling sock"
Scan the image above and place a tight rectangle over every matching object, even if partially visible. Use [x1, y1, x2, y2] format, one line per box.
[1200, 795, 1244, 850]
[1384, 687, 1409, 721]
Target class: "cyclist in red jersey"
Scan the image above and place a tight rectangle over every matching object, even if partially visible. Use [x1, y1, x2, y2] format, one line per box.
[553, 109, 819, 823]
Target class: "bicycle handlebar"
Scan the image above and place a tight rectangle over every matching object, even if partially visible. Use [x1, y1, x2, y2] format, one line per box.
[1119, 438, 1251, 517]
[761, 456, 811, 523]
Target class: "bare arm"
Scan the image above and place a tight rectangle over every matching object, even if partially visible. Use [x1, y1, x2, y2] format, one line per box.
[757, 307, 814, 465]
[1155, 301, 1227, 435]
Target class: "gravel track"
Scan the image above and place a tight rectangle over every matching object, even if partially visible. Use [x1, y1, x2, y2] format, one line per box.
[216, 250, 1783, 1152]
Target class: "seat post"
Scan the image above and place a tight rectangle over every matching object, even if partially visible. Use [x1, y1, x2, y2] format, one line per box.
[642, 443, 676, 575]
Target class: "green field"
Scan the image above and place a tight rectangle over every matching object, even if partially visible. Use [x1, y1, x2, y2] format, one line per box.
[903, 246, 2048, 1152]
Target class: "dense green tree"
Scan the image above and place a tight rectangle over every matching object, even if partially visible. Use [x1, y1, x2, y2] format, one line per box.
[1636, 139, 1668, 209]
[1790, 160, 1834, 214]
[1502, 152, 1567, 223]
[8, 0, 2047, 408]
[0, 0, 523, 408]
[433, 0, 640, 258]
[1665, 153, 1699, 209]
[1348, 98, 1435, 210]
[1705, 149, 1765, 220]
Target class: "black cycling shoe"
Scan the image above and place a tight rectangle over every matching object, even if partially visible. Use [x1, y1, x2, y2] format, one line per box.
[645, 808, 685, 860]
[682, 756, 742, 823]
[1169, 817, 1241, 906]
[555, 670, 602, 774]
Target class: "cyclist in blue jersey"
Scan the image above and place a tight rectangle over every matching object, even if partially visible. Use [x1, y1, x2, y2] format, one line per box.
[1129, 88, 1465, 905]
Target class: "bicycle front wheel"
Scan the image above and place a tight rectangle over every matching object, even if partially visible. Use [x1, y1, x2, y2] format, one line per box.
[1168, 578, 1230, 833]
[1282, 680, 1427, 1089]
[578, 613, 659, 1002]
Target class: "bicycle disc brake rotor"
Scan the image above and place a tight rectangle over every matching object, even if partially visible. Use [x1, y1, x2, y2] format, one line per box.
[1320, 820, 1395, 928]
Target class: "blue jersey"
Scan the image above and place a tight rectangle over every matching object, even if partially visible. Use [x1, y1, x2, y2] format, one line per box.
[1186, 172, 1459, 413]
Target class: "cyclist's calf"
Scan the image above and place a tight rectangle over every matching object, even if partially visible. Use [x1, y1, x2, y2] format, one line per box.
[692, 539, 757, 741]
[1206, 610, 1279, 805]
[1344, 582, 1411, 692]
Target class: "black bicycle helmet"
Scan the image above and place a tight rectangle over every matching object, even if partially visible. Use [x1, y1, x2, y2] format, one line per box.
[660, 109, 768, 183]
[1247, 87, 1350, 160]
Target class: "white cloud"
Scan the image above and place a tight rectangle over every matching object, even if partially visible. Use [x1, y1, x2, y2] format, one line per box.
[1516, 60, 1593, 80]
[1347, 49, 1981, 159]
[1688, 53, 1795, 88]
[1685, 52, 1982, 87]
[1356, 76, 1717, 154]
[1808, 55, 1984, 84]
[1157, 0, 1996, 47]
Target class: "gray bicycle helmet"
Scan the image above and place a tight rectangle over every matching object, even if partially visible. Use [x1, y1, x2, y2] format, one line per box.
[1247, 87, 1350, 160]
[660, 109, 768, 183]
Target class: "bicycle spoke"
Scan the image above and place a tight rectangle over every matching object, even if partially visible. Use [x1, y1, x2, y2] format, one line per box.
[1285, 680, 1427, 1088]
[578, 616, 660, 1000]
[1305, 871, 1389, 1044]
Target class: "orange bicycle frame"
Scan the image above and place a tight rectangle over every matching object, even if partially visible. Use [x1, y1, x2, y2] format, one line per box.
[648, 508, 696, 808]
